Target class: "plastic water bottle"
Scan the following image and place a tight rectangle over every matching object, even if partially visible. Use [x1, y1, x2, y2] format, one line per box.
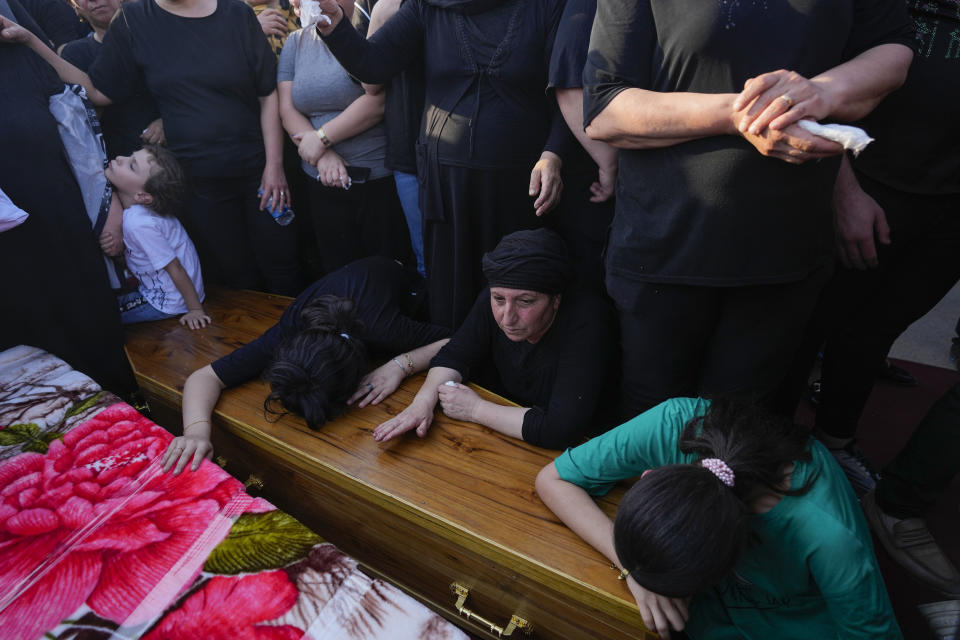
[257, 189, 296, 226]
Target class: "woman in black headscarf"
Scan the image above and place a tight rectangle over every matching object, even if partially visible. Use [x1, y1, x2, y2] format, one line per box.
[373, 229, 618, 450]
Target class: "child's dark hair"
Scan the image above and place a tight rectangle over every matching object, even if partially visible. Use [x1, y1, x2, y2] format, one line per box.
[613, 398, 815, 598]
[262, 296, 367, 430]
[141, 143, 185, 218]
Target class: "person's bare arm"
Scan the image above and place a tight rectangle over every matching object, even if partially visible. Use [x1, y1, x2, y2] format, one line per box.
[832, 155, 890, 270]
[292, 88, 385, 166]
[161, 365, 225, 474]
[556, 87, 617, 202]
[436, 382, 527, 438]
[163, 257, 210, 330]
[278, 80, 316, 138]
[99, 192, 126, 256]
[0, 17, 113, 105]
[367, 0, 400, 36]
[586, 89, 736, 149]
[349, 338, 450, 408]
[258, 90, 289, 212]
[535, 463, 689, 638]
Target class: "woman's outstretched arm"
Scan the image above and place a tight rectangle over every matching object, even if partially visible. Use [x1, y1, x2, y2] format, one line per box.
[161, 365, 225, 474]
[536, 462, 689, 638]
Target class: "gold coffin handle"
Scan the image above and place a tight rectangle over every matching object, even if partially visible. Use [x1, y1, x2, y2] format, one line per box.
[243, 473, 264, 491]
[449, 582, 533, 637]
[214, 457, 262, 492]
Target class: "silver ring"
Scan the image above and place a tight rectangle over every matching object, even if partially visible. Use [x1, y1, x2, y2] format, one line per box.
[366, 383, 374, 390]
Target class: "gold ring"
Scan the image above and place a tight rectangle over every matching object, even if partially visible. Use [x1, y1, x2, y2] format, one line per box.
[779, 94, 794, 108]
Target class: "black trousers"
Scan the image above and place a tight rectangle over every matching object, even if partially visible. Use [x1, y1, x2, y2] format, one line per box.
[180, 173, 301, 296]
[781, 175, 960, 439]
[609, 264, 831, 420]
[306, 174, 412, 277]
[878, 384, 960, 518]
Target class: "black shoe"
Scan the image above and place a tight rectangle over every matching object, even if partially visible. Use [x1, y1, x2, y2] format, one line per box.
[877, 359, 919, 387]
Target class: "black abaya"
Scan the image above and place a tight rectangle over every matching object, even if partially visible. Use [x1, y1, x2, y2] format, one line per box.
[0, 0, 138, 396]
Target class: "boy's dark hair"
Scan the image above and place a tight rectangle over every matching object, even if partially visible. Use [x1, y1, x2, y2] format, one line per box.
[141, 143, 185, 218]
[262, 296, 367, 430]
[613, 398, 815, 598]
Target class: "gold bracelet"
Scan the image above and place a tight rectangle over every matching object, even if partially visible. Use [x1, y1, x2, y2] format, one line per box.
[402, 352, 415, 373]
[316, 127, 332, 147]
[184, 419, 210, 431]
[611, 565, 629, 580]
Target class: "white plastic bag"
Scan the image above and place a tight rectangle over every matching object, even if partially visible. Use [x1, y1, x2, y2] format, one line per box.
[0, 187, 29, 233]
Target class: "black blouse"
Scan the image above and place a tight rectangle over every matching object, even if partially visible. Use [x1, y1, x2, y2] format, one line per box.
[90, 0, 277, 177]
[431, 288, 617, 450]
[583, 0, 914, 287]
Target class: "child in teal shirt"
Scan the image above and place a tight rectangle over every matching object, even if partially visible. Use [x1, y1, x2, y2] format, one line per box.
[536, 397, 901, 639]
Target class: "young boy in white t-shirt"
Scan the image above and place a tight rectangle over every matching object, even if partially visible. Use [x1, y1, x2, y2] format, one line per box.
[103, 144, 210, 330]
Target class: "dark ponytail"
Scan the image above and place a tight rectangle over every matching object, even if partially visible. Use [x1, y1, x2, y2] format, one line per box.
[262, 296, 367, 430]
[613, 398, 815, 597]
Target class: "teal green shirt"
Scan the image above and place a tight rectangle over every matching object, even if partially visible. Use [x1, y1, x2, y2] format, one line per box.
[553, 398, 901, 640]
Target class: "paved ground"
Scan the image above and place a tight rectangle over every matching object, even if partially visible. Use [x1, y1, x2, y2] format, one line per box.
[890, 279, 960, 370]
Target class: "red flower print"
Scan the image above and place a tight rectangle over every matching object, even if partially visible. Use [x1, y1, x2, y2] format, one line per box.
[142, 570, 302, 640]
[0, 403, 254, 640]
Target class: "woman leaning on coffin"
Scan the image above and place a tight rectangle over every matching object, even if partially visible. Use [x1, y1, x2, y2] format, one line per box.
[159, 257, 450, 474]
[372, 228, 618, 451]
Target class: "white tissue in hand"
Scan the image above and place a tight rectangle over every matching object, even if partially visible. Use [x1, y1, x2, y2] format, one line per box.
[796, 120, 874, 156]
[299, 0, 331, 27]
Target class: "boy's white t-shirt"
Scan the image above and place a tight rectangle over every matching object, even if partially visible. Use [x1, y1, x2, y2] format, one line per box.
[122, 204, 204, 315]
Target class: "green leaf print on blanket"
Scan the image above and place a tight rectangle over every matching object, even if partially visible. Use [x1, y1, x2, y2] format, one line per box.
[205, 510, 324, 575]
[0, 422, 63, 453]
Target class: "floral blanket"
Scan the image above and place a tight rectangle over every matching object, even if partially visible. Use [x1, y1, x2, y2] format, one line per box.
[0, 346, 467, 640]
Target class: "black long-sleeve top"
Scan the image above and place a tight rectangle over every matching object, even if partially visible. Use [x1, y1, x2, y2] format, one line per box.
[583, 0, 914, 287]
[212, 257, 450, 388]
[431, 289, 617, 450]
[320, 0, 570, 171]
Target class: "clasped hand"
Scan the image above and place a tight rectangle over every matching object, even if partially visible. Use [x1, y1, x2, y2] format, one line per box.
[437, 382, 480, 422]
[733, 69, 843, 164]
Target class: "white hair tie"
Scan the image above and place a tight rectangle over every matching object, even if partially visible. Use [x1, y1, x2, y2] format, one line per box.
[701, 458, 735, 488]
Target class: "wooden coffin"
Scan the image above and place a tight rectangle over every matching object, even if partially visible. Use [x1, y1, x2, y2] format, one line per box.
[124, 289, 654, 640]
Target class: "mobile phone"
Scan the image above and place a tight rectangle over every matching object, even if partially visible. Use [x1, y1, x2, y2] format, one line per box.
[345, 166, 371, 184]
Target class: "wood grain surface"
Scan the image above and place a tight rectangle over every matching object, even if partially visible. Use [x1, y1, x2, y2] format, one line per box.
[124, 289, 654, 639]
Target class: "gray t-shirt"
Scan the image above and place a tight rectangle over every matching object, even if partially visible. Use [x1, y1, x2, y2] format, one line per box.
[278, 28, 390, 181]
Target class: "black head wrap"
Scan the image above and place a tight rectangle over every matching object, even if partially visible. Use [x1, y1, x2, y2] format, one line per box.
[481, 229, 572, 294]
